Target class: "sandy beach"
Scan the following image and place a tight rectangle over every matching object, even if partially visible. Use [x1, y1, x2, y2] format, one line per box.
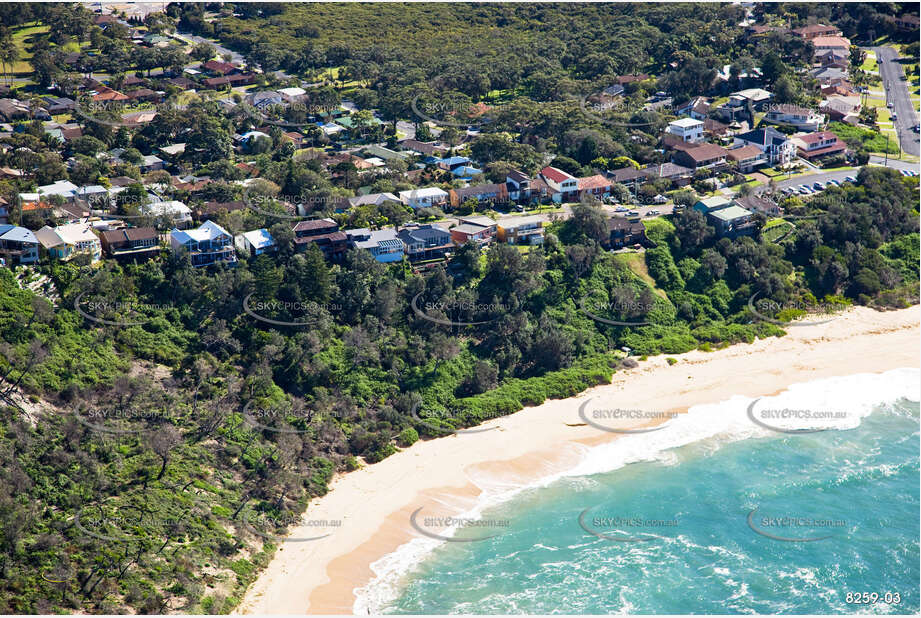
[235, 305, 920, 615]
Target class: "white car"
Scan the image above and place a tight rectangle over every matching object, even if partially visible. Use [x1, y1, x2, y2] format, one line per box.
[615, 206, 629, 212]
[828, 179, 841, 187]
[844, 176, 857, 183]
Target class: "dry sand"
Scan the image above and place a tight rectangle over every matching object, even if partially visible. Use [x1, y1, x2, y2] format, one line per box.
[236, 305, 920, 615]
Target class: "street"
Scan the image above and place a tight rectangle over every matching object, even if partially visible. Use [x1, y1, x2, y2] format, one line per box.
[874, 46, 920, 157]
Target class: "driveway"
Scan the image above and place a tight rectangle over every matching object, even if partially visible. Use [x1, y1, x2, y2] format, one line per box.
[874, 46, 920, 156]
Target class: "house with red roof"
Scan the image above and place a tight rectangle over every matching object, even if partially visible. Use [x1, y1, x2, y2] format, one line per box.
[577, 174, 613, 200]
[790, 131, 848, 161]
[539, 166, 579, 203]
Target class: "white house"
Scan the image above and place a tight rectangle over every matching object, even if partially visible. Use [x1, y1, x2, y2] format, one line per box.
[539, 166, 579, 202]
[665, 117, 705, 143]
[399, 187, 449, 209]
[19, 180, 80, 204]
[143, 200, 193, 227]
[236, 228, 276, 257]
[277, 87, 307, 103]
[0, 224, 39, 265]
[763, 104, 825, 132]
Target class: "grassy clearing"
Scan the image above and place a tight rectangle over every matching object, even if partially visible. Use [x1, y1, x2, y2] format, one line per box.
[860, 50, 878, 73]
[763, 219, 794, 243]
[613, 252, 668, 299]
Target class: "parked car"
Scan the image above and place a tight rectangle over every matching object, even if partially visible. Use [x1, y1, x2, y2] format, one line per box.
[646, 210, 660, 216]
[812, 181, 824, 190]
[828, 179, 841, 187]
[615, 206, 629, 212]
[627, 210, 640, 216]
[800, 186, 813, 194]
[844, 176, 857, 183]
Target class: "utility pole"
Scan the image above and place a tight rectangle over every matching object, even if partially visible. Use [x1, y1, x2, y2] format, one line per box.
[885, 133, 889, 166]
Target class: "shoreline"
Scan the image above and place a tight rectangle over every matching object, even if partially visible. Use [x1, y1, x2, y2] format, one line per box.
[235, 305, 920, 615]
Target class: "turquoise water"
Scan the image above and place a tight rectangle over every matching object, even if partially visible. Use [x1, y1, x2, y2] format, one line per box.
[370, 372, 919, 614]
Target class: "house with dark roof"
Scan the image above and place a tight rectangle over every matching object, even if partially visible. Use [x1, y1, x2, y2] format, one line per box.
[397, 224, 453, 262]
[201, 60, 241, 76]
[726, 145, 768, 172]
[99, 226, 160, 261]
[792, 24, 841, 39]
[346, 227, 404, 263]
[733, 127, 795, 166]
[604, 217, 648, 249]
[641, 162, 694, 184]
[292, 218, 349, 261]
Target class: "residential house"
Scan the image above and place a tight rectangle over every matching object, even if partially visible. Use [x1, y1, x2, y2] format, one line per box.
[607, 166, 646, 192]
[398, 139, 449, 157]
[236, 228, 276, 257]
[577, 175, 613, 200]
[539, 166, 579, 203]
[890, 14, 920, 32]
[98, 226, 160, 261]
[0, 224, 39, 265]
[195, 201, 245, 221]
[811, 36, 851, 57]
[693, 196, 734, 215]
[733, 127, 795, 166]
[791, 131, 848, 161]
[144, 200, 192, 228]
[45, 96, 75, 114]
[641, 162, 694, 185]
[35, 222, 102, 262]
[726, 145, 768, 172]
[451, 216, 497, 246]
[277, 87, 307, 103]
[820, 96, 861, 124]
[399, 187, 449, 209]
[811, 66, 848, 83]
[346, 228, 404, 263]
[397, 224, 453, 262]
[734, 194, 781, 217]
[202, 60, 241, 76]
[708, 205, 756, 238]
[140, 154, 165, 173]
[675, 96, 711, 120]
[20, 180, 79, 204]
[347, 192, 400, 208]
[605, 217, 648, 249]
[693, 197, 756, 238]
[496, 215, 544, 245]
[764, 104, 825, 131]
[717, 88, 773, 121]
[0, 98, 30, 121]
[363, 145, 409, 162]
[665, 117, 705, 143]
[792, 24, 842, 39]
[671, 143, 729, 171]
[815, 49, 849, 69]
[169, 220, 237, 268]
[126, 88, 161, 103]
[449, 183, 509, 208]
[292, 218, 349, 261]
[614, 73, 650, 85]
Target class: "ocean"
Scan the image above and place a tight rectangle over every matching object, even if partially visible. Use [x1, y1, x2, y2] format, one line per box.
[356, 368, 920, 614]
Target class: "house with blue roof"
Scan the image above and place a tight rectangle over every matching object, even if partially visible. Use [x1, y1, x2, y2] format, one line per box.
[170, 220, 237, 268]
[0, 224, 39, 266]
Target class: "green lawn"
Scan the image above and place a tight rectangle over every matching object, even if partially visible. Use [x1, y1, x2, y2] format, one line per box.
[828, 121, 900, 154]
[763, 219, 794, 243]
[860, 50, 878, 73]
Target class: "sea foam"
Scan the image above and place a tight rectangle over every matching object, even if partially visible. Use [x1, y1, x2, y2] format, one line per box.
[354, 367, 920, 614]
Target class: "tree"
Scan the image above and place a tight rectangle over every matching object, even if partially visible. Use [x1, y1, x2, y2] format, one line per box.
[191, 41, 215, 62]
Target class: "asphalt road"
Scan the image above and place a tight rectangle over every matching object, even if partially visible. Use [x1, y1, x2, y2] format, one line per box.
[875, 46, 920, 156]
